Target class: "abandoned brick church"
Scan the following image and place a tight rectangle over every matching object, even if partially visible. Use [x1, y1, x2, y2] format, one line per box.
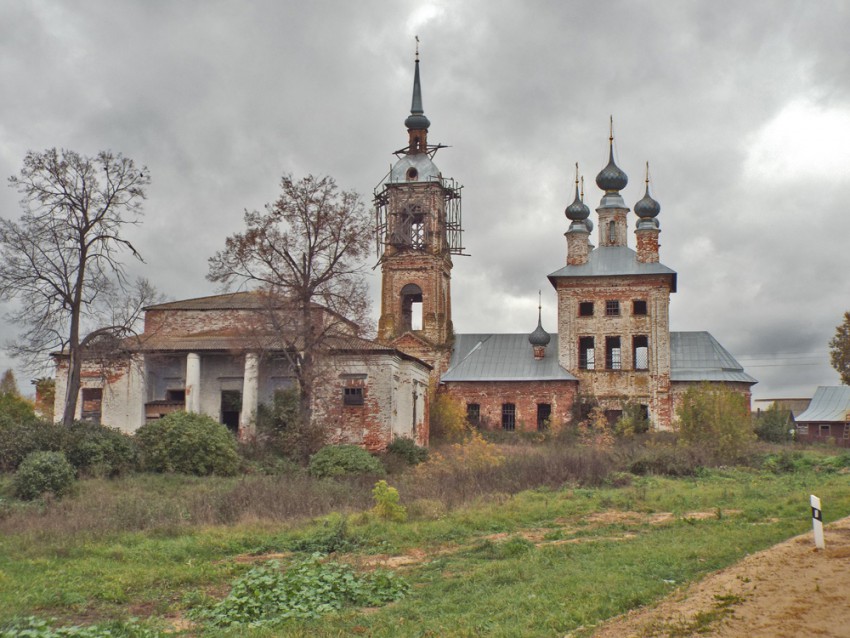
[55, 53, 755, 443]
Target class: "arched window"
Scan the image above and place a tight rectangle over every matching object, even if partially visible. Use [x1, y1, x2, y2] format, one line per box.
[608, 220, 616, 244]
[400, 283, 423, 331]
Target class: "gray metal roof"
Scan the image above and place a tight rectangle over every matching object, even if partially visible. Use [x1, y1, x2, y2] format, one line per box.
[670, 331, 757, 383]
[796, 386, 850, 423]
[389, 154, 441, 183]
[441, 333, 577, 382]
[547, 246, 677, 292]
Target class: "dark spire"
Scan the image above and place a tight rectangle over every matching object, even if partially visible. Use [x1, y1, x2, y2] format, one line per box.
[404, 36, 431, 132]
[565, 162, 591, 221]
[595, 116, 628, 192]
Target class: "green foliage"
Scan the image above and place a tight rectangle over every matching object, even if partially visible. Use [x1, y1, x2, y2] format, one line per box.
[615, 401, 651, 437]
[13, 451, 76, 501]
[61, 421, 137, 478]
[754, 403, 794, 443]
[308, 444, 385, 478]
[33, 377, 55, 422]
[829, 311, 850, 385]
[0, 415, 60, 472]
[371, 480, 407, 522]
[676, 383, 755, 462]
[135, 411, 239, 476]
[386, 437, 428, 465]
[195, 555, 409, 627]
[0, 616, 161, 637]
[429, 390, 469, 442]
[287, 515, 360, 554]
[256, 388, 325, 463]
[0, 391, 37, 424]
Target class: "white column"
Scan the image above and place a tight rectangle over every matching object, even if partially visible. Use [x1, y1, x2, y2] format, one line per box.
[185, 353, 201, 414]
[240, 352, 259, 438]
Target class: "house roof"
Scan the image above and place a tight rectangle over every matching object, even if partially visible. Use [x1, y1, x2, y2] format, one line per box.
[441, 333, 577, 382]
[670, 331, 757, 383]
[547, 246, 677, 292]
[145, 291, 270, 311]
[795, 386, 850, 423]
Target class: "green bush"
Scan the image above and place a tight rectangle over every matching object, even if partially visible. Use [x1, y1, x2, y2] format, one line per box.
[135, 411, 239, 476]
[0, 414, 61, 473]
[60, 421, 138, 477]
[754, 404, 794, 443]
[676, 382, 755, 462]
[287, 515, 360, 553]
[386, 437, 428, 465]
[13, 450, 76, 500]
[256, 388, 325, 463]
[371, 480, 407, 522]
[615, 402, 651, 437]
[308, 444, 385, 478]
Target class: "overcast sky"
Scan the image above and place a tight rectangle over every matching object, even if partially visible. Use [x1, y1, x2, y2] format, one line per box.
[1, 0, 848, 401]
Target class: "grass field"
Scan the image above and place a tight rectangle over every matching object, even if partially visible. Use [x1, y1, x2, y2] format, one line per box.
[2, 448, 849, 637]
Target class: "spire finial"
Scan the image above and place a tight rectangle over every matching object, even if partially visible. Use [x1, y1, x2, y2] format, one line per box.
[574, 162, 580, 187]
[415, 35, 419, 61]
[580, 176, 585, 201]
[609, 115, 614, 144]
[645, 161, 650, 187]
[404, 41, 430, 134]
[538, 290, 542, 315]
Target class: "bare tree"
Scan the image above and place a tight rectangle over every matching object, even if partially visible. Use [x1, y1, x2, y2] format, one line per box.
[208, 174, 372, 426]
[0, 148, 151, 425]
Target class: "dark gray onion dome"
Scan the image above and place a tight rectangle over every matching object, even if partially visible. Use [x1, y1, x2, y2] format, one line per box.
[596, 143, 628, 192]
[528, 315, 551, 347]
[565, 184, 590, 220]
[635, 185, 661, 218]
[584, 216, 594, 233]
[404, 57, 431, 130]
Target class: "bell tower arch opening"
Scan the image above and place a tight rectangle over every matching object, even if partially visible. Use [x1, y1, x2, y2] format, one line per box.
[400, 283, 423, 331]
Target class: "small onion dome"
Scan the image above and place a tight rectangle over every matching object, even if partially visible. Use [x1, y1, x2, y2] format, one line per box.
[635, 186, 661, 218]
[565, 184, 590, 220]
[405, 111, 431, 130]
[596, 143, 628, 192]
[528, 316, 551, 347]
[584, 216, 594, 233]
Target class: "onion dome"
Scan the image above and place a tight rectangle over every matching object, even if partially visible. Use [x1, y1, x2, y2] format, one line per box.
[565, 164, 590, 221]
[404, 51, 430, 131]
[595, 118, 628, 192]
[528, 304, 551, 347]
[635, 162, 661, 218]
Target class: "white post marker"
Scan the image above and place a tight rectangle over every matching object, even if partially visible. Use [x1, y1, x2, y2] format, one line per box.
[811, 494, 825, 550]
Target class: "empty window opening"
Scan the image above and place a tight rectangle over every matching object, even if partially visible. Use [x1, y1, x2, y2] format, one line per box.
[579, 301, 594, 317]
[606, 300, 620, 316]
[400, 283, 423, 332]
[502, 403, 516, 431]
[81, 388, 103, 424]
[410, 215, 426, 250]
[165, 389, 186, 402]
[604, 410, 622, 427]
[344, 387, 365, 406]
[466, 403, 480, 426]
[406, 167, 418, 181]
[579, 337, 595, 370]
[220, 390, 241, 433]
[537, 403, 552, 431]
[633, 300, 648, 315]
[633, 335, 649, 370]
[606, 336, 622, 370]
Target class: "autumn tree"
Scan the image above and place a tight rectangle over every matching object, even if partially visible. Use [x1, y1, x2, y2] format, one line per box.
[207, 174, 371, 428]
[0, 369, 19, 397]
[829, 311, 850, 385]
[0, 148, 152, 425]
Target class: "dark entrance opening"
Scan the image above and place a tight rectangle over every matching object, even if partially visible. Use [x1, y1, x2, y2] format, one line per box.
[400, 283, 423, 332]
[537, 403, 552, 431]
[220, 390, 242, 433]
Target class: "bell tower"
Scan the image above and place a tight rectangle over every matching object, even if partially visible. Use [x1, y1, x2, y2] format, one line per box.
[374, 44, 464, 376]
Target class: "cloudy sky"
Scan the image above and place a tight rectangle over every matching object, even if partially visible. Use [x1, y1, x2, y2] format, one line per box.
[1, 0, 848, 400]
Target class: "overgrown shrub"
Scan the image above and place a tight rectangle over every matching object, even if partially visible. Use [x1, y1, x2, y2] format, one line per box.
[386, 437, 428, 465]
[0, 414, 60, 473]
[429, 390, 468, 442]
[255, 388, 325, 463]
[287, 515, 360, 553]
[196, 556, 409, 627]
[308, 444, 385, 478]
[60, 421, 138, 477]
[676, 382, 755, 462]
[754, 403, 794, 443]
[13, 451, 76, 500]
[615, 402, 651, 437]
[135, 411, 239, 476]
[371, 480, 407, 522]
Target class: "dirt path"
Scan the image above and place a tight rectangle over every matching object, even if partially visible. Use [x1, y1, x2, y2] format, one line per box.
[592, 516, 850, 637]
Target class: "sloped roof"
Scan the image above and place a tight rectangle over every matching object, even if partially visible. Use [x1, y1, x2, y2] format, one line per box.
[547, 246, 677, 292]
[796, 386, 850, 423]
[670, 331, 757, 383]
[441, 333, 577, 382]
[145, 291, 269, 311]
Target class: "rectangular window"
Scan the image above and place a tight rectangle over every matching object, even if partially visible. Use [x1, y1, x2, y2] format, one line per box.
[579, 301, 594, 317]
[165, 389, 186, 402]
[466, 403, 480, 426]
[502, 403, 516, 431]
[797, 424, 809, 436]
[343, 387, 364, 406]
[605, 336, 622, 370]
[633, 300, 648, 315]
[606, 300, 620, 316]
[537, 403, 552, 431]
[579, 336, 595, 370]
[633, 335, 649, 370]
[81, 388, 103, 424]
[819, 424, 831, 437]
